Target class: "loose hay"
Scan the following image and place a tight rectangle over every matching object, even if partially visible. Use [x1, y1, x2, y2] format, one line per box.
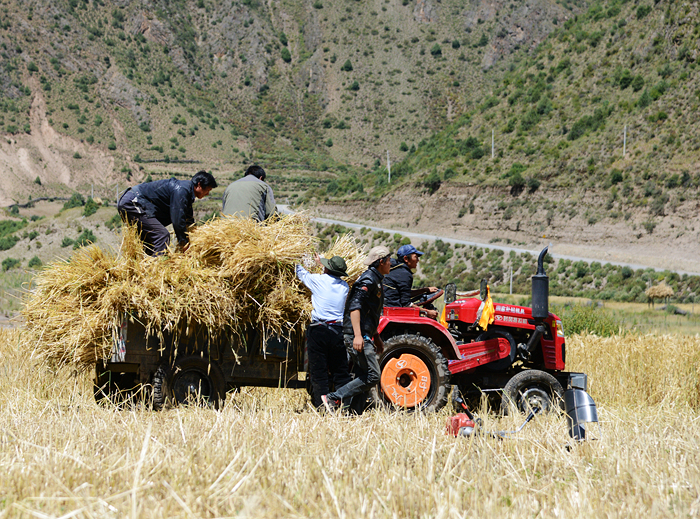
[22, 214, 366, 368]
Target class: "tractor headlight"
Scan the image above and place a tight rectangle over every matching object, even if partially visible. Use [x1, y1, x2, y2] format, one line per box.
[555, 319, 565, 338]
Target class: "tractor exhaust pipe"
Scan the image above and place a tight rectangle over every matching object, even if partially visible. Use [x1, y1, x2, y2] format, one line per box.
[520, 246, 550, 357]
[531, 246, 549, 320]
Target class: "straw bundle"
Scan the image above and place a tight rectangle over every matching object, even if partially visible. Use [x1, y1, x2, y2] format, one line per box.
[645, 281, 674, 300]
[22, 214, 366, 368]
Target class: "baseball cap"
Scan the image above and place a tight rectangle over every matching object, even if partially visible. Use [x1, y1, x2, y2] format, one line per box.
[397, 244, 424, 258]
[363, 245, 391, 266]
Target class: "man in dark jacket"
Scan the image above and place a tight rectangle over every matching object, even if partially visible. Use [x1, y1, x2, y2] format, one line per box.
[222, 165, 276, 221]
[382, 244, 439, 318]
[117, 170, 217, 255]
[322, 245, 391, 414]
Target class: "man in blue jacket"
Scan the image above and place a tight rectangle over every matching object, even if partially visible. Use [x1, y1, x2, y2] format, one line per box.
[382, 244, 439, 318]
[322, 245, 391, 414]
[117, 170, 217, 255]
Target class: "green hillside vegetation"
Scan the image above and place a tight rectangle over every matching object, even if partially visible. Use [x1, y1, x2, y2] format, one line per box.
[302, 0, 700, 226]
[0, 0, 589, 196]
[317, 222, 700, 304]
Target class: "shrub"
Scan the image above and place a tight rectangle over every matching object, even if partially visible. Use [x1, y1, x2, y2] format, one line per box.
[638, 89, 652, 108]
[83, 197, 99, 217]
[509, 171, 525, 190]
[348, 81, 359, 91]
[281, 47, 291, 63]
[636, 5, 652, 20]
[631, 75, 645, 92]
[610, 169, 623, 184]
[107, 141, 117, 150]
[63, 193, 85, 210]
[105, 213, 122, 230]
[340, 60, 353, 72]
[73, 152, 82, 159]
[27, 62, 38, 73]
[279, 32, 288, 46]
[61, 237, 75, 248]
[34, 176, 41, 185]
[0, 236, 19, 251]
[28, 256, 42, 268]
[423, 172, 441, 194]
[399, 142, 408, 152]
[451, 40, 460, 49]
[430, 44, 442, 56]
[1, 258, 20, 271]
[73, 229, 97, 249]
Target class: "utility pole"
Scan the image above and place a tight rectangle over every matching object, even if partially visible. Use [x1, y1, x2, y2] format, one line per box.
[387, 150, 391, 184]
[116, 183, 119, 204]
[623, 125, 627, 157]
[509, 267, 513, 295]
[91, 183, 94, 199]
[492, 129, 495, 159]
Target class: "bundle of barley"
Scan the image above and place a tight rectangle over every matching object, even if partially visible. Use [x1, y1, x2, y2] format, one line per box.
[645, 281, 674, 300]
[22, 214, 366, 368]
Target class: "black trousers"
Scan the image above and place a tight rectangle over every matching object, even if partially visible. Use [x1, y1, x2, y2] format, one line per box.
[307, 324, 352, 408]
[117, 190, 171, 256]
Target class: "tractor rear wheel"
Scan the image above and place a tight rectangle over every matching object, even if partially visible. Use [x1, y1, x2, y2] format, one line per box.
[151, 356, 226, 410]
[500, 369, 564, 415]
[378, 334, 450, 413]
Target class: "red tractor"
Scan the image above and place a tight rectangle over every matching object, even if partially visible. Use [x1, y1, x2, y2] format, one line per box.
[375, 247, 587, 413]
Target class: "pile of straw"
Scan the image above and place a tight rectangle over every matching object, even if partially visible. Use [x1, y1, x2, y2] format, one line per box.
[22, 214, 366, 368]
[645, 281, 674, 300]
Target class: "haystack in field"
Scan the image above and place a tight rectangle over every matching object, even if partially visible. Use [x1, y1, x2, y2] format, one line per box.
[22, 214, 366, 368]
[645, 282, 674, 307]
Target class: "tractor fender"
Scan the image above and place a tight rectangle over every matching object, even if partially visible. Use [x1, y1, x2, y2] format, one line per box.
[378, 314, 461, 361]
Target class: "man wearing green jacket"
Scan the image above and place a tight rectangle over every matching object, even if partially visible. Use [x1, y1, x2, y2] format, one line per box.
[222, 165, 276, 221]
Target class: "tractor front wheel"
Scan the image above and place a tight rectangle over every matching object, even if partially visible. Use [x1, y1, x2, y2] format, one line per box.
[378, 334, 450, 413]
[151, 356, 226, 410]
[500, 369, 564, 415]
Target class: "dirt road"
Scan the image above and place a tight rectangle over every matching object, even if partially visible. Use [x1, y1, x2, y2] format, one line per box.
[280, 205, 700, 276]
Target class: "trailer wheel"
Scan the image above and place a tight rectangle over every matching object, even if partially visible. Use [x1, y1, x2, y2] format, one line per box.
[500, 369, 564, 415]
[94, 366, 140, 405]
[151, 356, 226, 410]
[378, 334, 450, 413]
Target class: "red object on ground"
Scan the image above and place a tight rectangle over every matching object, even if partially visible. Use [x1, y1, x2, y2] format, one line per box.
[446, 413, 476, 437]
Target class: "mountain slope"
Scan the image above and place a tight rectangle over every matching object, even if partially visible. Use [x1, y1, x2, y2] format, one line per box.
[0, 0, 581, 204]
[310, 0, 700, 272]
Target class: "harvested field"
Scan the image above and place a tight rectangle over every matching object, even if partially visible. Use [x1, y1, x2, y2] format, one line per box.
[1, 329, 699, 517]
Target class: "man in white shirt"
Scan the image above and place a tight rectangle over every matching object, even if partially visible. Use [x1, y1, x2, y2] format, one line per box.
[296, 254, 351, 409]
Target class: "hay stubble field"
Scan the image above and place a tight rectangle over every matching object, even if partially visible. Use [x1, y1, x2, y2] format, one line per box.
[2, 329, 700, 518]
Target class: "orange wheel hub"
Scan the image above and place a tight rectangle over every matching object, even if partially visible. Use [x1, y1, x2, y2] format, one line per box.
[380, 353, 431, 407]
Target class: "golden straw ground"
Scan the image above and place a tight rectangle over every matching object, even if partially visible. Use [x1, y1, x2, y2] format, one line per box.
[1, 330, 699, 517]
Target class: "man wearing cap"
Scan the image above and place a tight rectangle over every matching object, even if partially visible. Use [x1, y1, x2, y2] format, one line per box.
[296, 254, 352, 409]
[383, 244, 439, 319]
[322, 245, 391, 414]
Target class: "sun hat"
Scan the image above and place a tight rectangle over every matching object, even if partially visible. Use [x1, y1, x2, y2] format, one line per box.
[320, 255, 348, 277]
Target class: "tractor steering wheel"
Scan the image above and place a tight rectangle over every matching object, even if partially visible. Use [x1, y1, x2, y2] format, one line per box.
[413, 289, 444, 307]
